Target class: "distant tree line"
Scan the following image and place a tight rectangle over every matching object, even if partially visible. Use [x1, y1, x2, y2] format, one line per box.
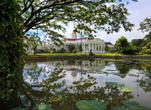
[110, 18, 151, 55]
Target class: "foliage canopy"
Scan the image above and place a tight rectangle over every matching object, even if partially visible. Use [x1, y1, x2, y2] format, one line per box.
[139, 18, 151, 54]
[19, 0, 136, 44]
[139, 18, 151, 32]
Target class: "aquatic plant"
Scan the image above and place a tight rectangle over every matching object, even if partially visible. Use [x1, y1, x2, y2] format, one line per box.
[120, 87, 132, 93]
[105, 82, 132, 93]
[76, 100, 106, 110]
[33, 103, 54, 110]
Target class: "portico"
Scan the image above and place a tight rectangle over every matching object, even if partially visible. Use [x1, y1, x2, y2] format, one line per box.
[64, 37, 105, 53]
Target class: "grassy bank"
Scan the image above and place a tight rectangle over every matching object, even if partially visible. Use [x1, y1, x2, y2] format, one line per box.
[27, 53, 151, 61]
[33, 53, 88, 56]
[31, 53, 122, 57]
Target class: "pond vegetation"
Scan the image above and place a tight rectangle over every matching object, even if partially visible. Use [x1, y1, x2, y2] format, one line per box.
[1, 59, 151, 110]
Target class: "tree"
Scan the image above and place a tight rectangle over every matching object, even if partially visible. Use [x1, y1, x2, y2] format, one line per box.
[19, 0, 135, 44]
[0, 0, 138, 74]
[0, 0, 137, 107]
[142, 33, 151, 54]
[114, 36, 129, 54]
[130, 39, 143, 52]
[139, 18, 151, 43]
[139, 18, 151, 54]
[27, 36, 42, 54]
[131, 39, 143, 47]
[142, 42, 151, 54]
[139, 18, 151, 32]
[0, 0, 24, 108]
[114, 36, 137, 54]
[0, 0, 23, 78]
[114, 61, 132, 78]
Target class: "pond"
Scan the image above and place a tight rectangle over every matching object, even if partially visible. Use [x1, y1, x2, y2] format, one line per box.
[4, 59, 151, 110]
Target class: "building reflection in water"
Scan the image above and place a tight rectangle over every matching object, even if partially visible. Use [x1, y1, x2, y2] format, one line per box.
[25, 59, 106, 73]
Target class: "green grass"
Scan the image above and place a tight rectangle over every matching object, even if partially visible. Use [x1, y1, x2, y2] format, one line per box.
[30, 53, 151, 57]
[137, 54, 151, 56]
[96, 53, 122, 56]
[32, 53, 88, 57]
[31, 53, 123, 57]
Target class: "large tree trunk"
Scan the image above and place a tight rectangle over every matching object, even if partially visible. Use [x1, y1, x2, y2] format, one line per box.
[0, 0, 24, 109]
[0, 37, 24, 109]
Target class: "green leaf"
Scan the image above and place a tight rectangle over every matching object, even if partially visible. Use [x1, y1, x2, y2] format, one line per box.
[120, 87, 132, 93]
[33, 103, 54, 110]
[105, 82, 125, 88]
[76, 100, 106, 110]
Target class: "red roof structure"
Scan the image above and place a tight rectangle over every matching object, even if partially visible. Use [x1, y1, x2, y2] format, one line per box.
[64, 38, 94, 42]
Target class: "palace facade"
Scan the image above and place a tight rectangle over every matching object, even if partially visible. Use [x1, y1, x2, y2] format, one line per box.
[63, 32, 105, 53]
[37, 32, 106, 54]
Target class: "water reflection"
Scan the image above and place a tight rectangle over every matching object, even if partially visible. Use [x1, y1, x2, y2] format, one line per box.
[1, 59, 151, 110]
[23, 66, 133, 110]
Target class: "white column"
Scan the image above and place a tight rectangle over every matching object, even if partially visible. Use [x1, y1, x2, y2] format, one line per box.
[82, 44, 84, 53]
[95, 43, 97, 53]
[96, 43, 97, 53]
[83, 44, 85, 53]
[84, 44, 86, 53]
[103, 44, 105, 53]
[101, 44, 102, 53]
[93, 42, 96, 53]
[93, 43, 94, 53]
[101, 45, 102, 53]
[89, 43, 91, 53]
[92, 43, 94, 53]
[90, 43, 91, 52]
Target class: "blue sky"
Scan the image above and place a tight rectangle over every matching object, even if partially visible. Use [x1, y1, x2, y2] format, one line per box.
[64, 0, 151, 44]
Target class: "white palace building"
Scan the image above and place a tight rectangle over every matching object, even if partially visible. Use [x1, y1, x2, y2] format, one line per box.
[63, 32, 106, 53]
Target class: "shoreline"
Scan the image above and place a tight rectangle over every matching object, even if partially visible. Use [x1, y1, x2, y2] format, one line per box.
[27, 54, 151, 61]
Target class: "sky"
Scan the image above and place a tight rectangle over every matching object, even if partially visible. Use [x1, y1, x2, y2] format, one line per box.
[64, 0, 151, 44]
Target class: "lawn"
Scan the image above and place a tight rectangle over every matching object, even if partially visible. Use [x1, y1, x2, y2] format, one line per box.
[28, 53, 151, 60]
[33, 53, 88, 56]
[33, 53, 151, 56]
[31, 53, 123, 57]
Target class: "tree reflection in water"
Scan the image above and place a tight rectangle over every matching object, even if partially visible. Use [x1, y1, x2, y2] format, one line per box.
[137, 62, 151, 92]
[1, 60, 151, 110]
[5, 65, 132, 110]
[114, 60, 151, 93]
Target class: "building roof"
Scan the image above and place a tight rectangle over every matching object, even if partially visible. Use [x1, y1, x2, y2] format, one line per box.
[64, 37, 103, 42]
[64, 38, 88, 41]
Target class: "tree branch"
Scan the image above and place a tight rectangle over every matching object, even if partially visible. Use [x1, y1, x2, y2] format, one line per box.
[23, 0, 81, 31]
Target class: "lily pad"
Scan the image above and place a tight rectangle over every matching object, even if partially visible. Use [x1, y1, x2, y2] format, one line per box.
[76, 100, 106, 110]
[120, 87, 132, 93]
[105, 82, 124, 88]
[57, 95, 64, 101]
[105, 82, 132, 93]
[33, 103, 53, 110]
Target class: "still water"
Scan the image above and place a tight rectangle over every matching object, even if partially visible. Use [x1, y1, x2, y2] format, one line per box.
[19, 59, 151, 109]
